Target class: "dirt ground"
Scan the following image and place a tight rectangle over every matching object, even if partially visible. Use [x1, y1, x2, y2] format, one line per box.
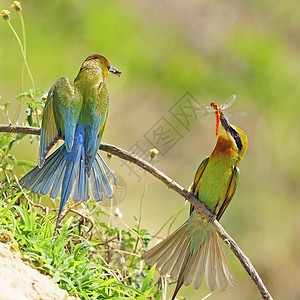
[0, 243, 77, 300]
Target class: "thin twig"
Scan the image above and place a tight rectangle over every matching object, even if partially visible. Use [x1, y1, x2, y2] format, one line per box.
[0, 124, 273, 300]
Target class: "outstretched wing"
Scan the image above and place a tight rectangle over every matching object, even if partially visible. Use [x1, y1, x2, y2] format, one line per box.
[83, 82, 109, 173]
[216, 167, 239, 221]
[39, 77, 81, 167]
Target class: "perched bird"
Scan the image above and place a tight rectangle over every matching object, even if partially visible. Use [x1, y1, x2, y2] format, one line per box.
[20, 54, 121, 234]
[142, 103, 248, 299]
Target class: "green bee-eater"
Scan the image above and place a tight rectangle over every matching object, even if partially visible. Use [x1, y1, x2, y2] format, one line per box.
[20, 54, 121, 234]
[142, 107, 248, 299]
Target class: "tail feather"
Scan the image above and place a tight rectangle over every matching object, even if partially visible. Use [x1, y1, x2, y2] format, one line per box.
[170, 238, 191, 278]
[185, 244, 203, 285]
[142, 215, 237, 299]
[73, 159, 88, 201]
[20, 146, 64, 192]
[90, 157, 104, 201]
[159, 238, 186, 276]
[50, 157, 67, 199]
[205, 238, 216, 291]
[143, 225, 186, 273]
[39, 163, 60, 195]
[61, 143, 84, 203]
[95, 154, 115, 198]
[58, 162, 78, 220]
[171, 252, 189, 299]
[19, 165, 42, 190]
[35, 148, 65, 194]
[192, 243, 208, 289]
[213, 235, 227, 290]
[160, 230, 190, 276]
[214, 233, 238, 287]
[55, 161, 78, 234]
[20, 145, 116, 235]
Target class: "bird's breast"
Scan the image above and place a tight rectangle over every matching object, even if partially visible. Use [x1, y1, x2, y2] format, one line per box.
[195, 157, 234, 213]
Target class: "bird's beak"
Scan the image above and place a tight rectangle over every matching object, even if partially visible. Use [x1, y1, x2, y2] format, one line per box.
[108, 65, 121, 77]
[220, 112, 231, 132]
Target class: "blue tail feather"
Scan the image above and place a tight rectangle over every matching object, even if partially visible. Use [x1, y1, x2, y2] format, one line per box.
[95, 154, 115, 198]
[20, 148, 60, 190]
[89, 164, 103, 201]
[19, 140, 116, 235]
[50, 158, 67, 199]
[33, 148, 65, 194]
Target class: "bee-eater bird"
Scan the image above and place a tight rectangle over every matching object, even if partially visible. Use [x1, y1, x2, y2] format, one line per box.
[142, 104, 247, 299]
[20, 54, 121, 234]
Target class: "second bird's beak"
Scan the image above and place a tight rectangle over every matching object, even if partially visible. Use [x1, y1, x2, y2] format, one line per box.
[108, 65, 122, 77]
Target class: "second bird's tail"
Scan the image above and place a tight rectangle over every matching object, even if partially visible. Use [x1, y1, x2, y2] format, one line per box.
[19, 143, 116, 233]
[142, 212, 237, 299]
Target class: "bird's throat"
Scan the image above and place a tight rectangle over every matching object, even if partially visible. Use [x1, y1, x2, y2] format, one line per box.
[211, 136, 235, 157]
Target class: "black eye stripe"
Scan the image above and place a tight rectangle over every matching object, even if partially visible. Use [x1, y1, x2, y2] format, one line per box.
[230, 127, 242, 151]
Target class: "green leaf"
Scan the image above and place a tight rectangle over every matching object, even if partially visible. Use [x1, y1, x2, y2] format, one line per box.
[0, 191, 24, 219]
[140, 264, 156, 293]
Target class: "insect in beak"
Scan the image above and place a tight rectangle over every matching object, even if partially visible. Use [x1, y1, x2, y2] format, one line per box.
[210, 101, 231, 135]
[108, 65, 121, 77]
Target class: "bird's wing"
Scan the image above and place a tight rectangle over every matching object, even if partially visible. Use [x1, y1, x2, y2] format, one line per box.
[39, 77, 81, 167]
[190, 156, 210, 215]
[216, 167, 239, 221]
[83, 82, 109, 173]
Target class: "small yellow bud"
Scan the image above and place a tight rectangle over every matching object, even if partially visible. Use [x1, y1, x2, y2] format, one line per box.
[11, 1, 22, 12]
[1, 10, 10, 20]
[107, 153, 112, 159]
[150, 148, 159, 160]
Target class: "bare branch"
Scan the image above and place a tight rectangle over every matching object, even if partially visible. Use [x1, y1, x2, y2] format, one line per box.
[0, 124, 273, 300]
[0, 124, 41, 135]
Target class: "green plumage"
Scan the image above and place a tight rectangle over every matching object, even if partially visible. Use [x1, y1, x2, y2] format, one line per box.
[19, 54, 121, 235]
[143, 125, 248, 299]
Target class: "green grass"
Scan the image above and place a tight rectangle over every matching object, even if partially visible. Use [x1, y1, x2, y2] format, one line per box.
[0, 172, 160, 299]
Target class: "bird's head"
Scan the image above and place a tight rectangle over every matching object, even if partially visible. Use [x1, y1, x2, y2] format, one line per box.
[212, 111, 248, 163]
[77, 54, 121, 82]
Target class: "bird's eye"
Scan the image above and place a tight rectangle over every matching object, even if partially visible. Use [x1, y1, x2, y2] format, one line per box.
[230, 127, 242, 151]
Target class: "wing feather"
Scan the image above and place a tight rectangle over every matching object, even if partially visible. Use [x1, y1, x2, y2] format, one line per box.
[83, 82, 109, 173]
[216, 167, 239, 220]
[39, 77, 81, 167]
[189, 156, 209, 214]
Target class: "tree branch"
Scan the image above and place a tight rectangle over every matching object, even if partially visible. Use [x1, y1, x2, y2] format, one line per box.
[0, 124, 273, 300]
[0, 124, 41, 135]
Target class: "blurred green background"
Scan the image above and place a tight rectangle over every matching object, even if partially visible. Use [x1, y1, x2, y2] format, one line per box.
[1, 0, 299, 299]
